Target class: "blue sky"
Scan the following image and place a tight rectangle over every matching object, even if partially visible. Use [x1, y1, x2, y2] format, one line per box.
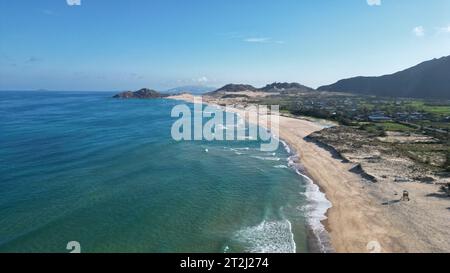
[1, 0, 450, 91]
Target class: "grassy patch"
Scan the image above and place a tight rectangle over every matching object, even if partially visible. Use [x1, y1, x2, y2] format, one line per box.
[377, 122, 417, 132]
[405, 101, 450, 116]
[398, 143, 449, 169]
[417, 121, 450, 130]
[360, 122, 416, 133]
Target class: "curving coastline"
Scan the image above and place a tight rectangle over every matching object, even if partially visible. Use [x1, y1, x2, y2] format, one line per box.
[167, 94, 341, 252]
[280, 139, 334, 253]
[166, 93, 449, 253]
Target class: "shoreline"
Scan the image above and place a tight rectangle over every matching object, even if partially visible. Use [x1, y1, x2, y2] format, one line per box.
[280, 139, 334, 253]
[167, 94, 339, 252]
[166, 93, 450, 253]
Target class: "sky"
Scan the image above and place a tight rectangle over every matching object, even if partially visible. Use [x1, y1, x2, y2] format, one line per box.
[1, 0, 450, 91]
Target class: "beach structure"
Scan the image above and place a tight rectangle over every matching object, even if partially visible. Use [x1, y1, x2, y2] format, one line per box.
[401, 190, 410, 202]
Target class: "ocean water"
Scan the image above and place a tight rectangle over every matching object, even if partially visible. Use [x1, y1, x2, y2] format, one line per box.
[0, 91, 328, 253]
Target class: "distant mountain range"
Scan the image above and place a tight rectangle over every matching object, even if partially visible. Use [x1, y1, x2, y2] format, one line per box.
[164, 85, 215, 95]
[209, 82, 315, 94]
[318, 55, 450, 99]
[114, 55, 450, 100]
[260, 82, 315, 93]
[214, 84, 259, 93]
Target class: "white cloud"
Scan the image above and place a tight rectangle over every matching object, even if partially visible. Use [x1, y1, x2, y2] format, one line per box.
[66, 0, 81, 6]
[243, 37, 286, 45]
[244, 37, 271, 43]
[437, 25, 450, 34]
[413, 26, 425, 37]
[367, 0, 381, 6]
[195, 76, 209, 84]
[129, 73, 144, 80]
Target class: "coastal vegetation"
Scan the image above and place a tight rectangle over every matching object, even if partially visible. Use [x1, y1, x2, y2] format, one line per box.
[199, 80, 450, 190]
[170, 89, 450, 252]
[262, 93, 450, 175]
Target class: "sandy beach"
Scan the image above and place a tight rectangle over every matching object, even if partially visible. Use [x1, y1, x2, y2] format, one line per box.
[168, 93, 450, 253]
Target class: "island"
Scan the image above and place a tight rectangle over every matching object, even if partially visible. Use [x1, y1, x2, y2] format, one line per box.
[113, 88, 167, 99]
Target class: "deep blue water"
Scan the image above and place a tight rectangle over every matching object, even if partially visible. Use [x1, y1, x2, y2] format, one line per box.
[0, 91, 313, 253]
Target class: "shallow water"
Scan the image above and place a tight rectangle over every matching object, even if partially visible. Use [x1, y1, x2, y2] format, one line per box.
[0, 91, 326, 253]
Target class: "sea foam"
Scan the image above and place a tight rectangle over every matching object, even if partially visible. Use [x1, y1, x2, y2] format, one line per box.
[251, 156, 281, 161]
[283, 140, 333, 253]
[233, 219, 296, 253]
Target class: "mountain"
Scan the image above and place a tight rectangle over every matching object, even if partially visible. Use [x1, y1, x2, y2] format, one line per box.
[209, 82, 314, 95]
[318, 55, 450, 99]
[164, 85, 215, 95]
[260, 82, 315, 93]
[214, 84, 259, 93]
[113, 88, 166, 99]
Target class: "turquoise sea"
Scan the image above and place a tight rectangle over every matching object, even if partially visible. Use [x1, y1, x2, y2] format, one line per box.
[0, 91, 329, 253]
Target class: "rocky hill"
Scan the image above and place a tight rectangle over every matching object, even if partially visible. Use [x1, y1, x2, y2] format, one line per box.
[260, 82, 315, 92]
[318, 55, 450, 99]
[113, 88, 166, 99]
